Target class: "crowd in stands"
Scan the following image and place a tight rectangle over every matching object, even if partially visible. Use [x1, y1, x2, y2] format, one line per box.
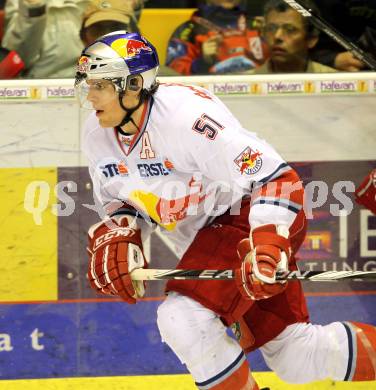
[0, 0, 374, 79]
[166, 0, 268, 75]
[245, 0, 336, 74]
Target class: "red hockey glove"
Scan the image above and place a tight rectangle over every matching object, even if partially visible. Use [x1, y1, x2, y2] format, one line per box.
[235, 224, 290, 300]
[87, 215, 147, 304]
[355, 169, 376, 215]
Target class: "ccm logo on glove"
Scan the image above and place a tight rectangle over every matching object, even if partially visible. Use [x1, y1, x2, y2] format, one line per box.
[93, 227, 136, 250]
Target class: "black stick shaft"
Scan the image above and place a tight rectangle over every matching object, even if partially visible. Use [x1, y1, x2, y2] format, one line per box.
[281, 0, 376, 70]
[131, 269, 376, 282]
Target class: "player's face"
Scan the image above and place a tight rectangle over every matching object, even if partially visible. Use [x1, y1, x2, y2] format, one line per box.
[263, 9, 318, 64]
[86, 80, 126, 128]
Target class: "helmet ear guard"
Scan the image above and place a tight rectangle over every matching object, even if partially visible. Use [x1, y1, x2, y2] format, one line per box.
[126, 75, 142, 92]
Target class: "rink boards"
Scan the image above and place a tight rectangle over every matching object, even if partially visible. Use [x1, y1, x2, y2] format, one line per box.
[0, 74, 375, 388]
[0, 296, 375, 379]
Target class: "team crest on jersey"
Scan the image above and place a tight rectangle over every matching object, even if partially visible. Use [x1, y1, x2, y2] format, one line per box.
[234, 147, 262, 175]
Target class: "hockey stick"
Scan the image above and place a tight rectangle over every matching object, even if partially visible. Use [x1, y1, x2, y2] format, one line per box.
[131, 269, 376, 282]
[281, 0, 376, 70]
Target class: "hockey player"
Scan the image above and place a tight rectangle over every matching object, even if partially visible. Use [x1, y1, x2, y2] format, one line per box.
[75, 31, 376, 389]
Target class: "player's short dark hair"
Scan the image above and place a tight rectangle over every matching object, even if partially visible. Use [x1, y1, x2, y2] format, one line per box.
[263, 0, 320, 37]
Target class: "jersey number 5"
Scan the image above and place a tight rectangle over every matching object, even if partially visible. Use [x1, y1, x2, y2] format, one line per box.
[192, 114, 224, 140]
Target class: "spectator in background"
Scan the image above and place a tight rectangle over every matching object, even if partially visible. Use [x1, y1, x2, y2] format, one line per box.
[2, 0, 90, 78]
[80, 0, 178, 76]
[0, 47, 24, 78]
[165, 0, 268, 75]
[80, 0, 139, 47]
[247, 0, 335, 74]
[0, 5, 21, 78]
[311, 0, 376, 72]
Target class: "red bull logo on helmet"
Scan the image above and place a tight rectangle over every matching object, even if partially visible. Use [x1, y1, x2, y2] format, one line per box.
[110, 37, 152, 58]
[77, 56, 90, 73]
[234, 146, 263, 175]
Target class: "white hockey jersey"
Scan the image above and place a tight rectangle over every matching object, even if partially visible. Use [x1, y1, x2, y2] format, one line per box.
[82, 83, 302, 256]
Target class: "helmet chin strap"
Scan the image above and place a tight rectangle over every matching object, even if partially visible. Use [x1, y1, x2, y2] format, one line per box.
[117, 90, 147, 129]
